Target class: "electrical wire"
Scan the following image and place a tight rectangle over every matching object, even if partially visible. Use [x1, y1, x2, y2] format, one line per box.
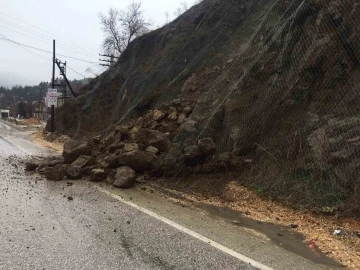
[0, 20, 98, 58]
[67, 65, 86, 78]
[0, 11, 99, 53]
[0, 34, 98, 64]
[0, 35, 90, 80]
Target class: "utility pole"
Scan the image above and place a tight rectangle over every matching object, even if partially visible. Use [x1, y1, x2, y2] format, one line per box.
[51, 39, 55, 133]
[99, 54, 119, 67]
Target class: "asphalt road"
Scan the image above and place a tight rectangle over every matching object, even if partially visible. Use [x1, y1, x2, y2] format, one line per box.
[0, 121, 342, 270]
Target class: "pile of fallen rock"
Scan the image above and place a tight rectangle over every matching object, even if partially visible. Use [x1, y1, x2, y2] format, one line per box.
[26, 100, 243, 189]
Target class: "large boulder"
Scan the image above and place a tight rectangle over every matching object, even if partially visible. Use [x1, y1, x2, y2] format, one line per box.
[198, 138, 216, 156]
[184, 145, 206, 166]
[155, 144, 185, 176]
[71, 155, 95, 168]
[90, 169, 107, 182]
[146, 130, 172, 152]
[45, 164, 66, 181]
[118, 150, 157, 172]
[113, 167, 136, 189]
[66, 166, 82, 180]
[63, 140, 91, 164]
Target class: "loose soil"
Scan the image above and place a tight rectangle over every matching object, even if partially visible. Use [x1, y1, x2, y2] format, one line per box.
[149, 175, 360, 270]
[30, 129, 63, 153]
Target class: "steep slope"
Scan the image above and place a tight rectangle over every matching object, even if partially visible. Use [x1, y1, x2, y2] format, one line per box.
[54, 0, 360, 215]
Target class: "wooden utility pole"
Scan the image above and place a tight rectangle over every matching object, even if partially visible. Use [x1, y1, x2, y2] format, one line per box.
[50, 39, 55, 133]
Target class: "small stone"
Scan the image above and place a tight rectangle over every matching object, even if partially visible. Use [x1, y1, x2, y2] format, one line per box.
[171, 98, 181, 105]
[178, 113, 187, 123]
[124, 143, 139, 152]
[146, 146, 159, 155]
[67, 196, 73, 201]
[90, 169, 107, 182]
[153, 110, 165, 121]
[198, 137, 216, 156]
[168, 111, 178, 121]
[183, 106, 193, 115]
[25, 161, 39, 172]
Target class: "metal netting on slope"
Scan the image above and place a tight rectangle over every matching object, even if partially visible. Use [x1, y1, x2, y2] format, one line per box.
[172, 0, 360, 212]
[75, 0, 360, 213]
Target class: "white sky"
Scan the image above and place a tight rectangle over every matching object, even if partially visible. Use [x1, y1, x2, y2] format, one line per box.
[0, 0, 189, 87]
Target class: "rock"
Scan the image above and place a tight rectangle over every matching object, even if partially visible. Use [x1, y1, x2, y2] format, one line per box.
[171, 98, 181, 106]
[71, 155, 94, 168]
[45, 164, 66, 181]
[113, 167, 136, 189]
[168, 111, 178, 121]
[129, 126, 141, 140]
[146, 130, 172, 152]
[97, 155, 118, 169]
[136, 175, 146, 183]
[198, 137, 216, 155]
[146, 146, 159, 155]
[155, 144, 185, 176]
[91, 136, 101, 145]
[25, 161, 39, 171]
[37, 164, 48, 174]
[124, 143, 139, 152]
[118, 150, 157, 172]
[63, 140, 91, 164]
[90, 169, 107, 182]
[43, 157, 64, 167]
[134, 117, 144, 128]
[82, 165, 100, 176]
[183, 106, 193, 115]
[184, 145, 206, 166]
[108, 143, 123, 153]
[178, 113, 187, 123]
[153, 110, 165, 121]
[66, 166, 82, 180]
[91, 149, 102, 158]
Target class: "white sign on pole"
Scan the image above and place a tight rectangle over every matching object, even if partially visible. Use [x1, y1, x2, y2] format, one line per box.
[46, 89, 58, 107]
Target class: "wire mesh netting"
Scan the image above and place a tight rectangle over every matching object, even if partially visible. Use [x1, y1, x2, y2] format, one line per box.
[64, 0, 360, 214]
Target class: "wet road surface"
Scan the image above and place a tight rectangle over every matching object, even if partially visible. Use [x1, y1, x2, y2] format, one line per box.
[0, 121, 342, 270]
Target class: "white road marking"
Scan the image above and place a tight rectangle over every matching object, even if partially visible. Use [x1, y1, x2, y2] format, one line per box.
[0, 135, 32, 156]
[95, 185, 274, 270]
[0, 122, 12, 130]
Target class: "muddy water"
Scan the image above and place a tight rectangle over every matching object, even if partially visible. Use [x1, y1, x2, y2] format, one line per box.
[198, 203, 344, 268]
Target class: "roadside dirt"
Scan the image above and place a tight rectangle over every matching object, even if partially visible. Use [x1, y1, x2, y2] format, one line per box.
[149, 175, 360, 270]
[30, 129, 63, 153]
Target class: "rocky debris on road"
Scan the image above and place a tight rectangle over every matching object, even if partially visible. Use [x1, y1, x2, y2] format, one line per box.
[28, 98, 245, 187]
[25, 161, 39, 172]
[113, 166, 136, 188]
[66, 166, 82, 180]
[90, 169, 107, 182]
[45, 164, 67, 181]
[63, 140, 91, 163]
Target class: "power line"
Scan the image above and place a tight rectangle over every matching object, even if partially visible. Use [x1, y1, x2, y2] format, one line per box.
[67, 65, 86, 78]
[0, 19, 98, 57]
[0, 11, 99, 53]
[0, 34, 98, 64]
[0, 34, 91, 80]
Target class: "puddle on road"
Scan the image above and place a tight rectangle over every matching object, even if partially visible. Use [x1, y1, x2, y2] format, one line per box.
[197, 203, 344, 268]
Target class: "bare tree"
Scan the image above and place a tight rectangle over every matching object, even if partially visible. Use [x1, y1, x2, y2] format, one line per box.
[99, 1, 151, 56]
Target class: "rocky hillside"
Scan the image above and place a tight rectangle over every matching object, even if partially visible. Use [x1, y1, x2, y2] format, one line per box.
[53, 0, 360, 216]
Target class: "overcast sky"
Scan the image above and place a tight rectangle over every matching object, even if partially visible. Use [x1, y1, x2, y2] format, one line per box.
[0, 0, 190, 88]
